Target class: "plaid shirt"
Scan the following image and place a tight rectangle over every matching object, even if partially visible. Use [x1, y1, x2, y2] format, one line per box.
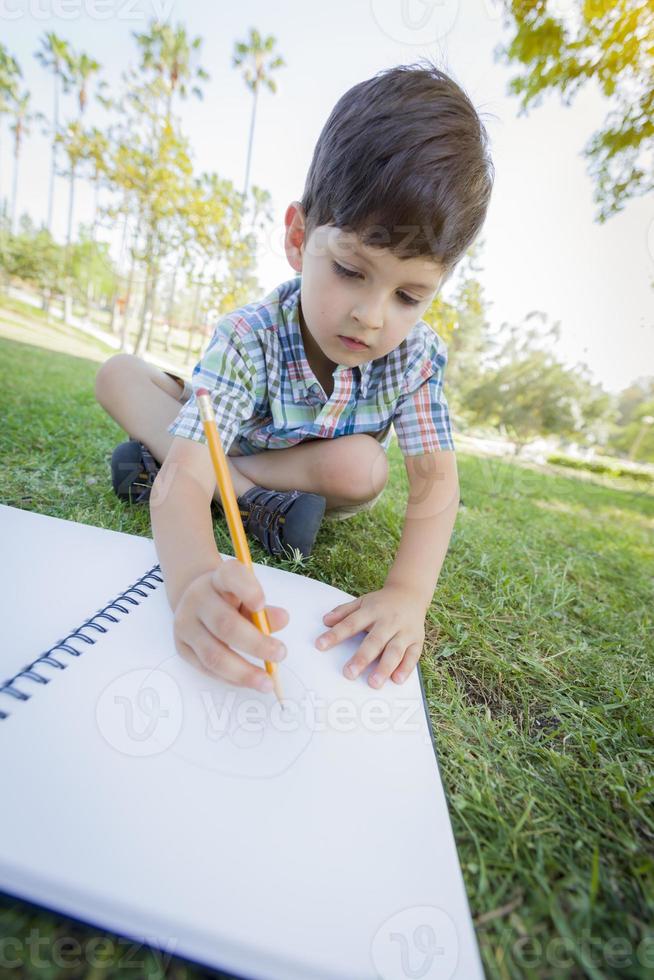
[168, 276, 454, 457]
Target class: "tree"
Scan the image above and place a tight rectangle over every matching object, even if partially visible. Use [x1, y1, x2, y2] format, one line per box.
[465, 313, 613, 450]
[232, 28, 285, 198]
[608, 376, 654, 461]
[70, 51, 102, 116]
[421, 243, 494, 417]
[56, 120, 90, 320]
[110, 114, 194, 356]
[495, 0, 653, 222]
[174, 170, 263, 362]
[4, 216, 60, 293]
[35, 32, 72, 234]
[133, 20, 208, 121]
[0, 44, 21, 213]
[9, 91, 41, 234]
[0, 44, 21, 288]
[69, 227, 117, 308]
[59, 49, 102, 321]
[84, 126, 110, 241]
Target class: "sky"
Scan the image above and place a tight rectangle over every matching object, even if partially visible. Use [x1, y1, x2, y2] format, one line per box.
[1, 0, 652, 395]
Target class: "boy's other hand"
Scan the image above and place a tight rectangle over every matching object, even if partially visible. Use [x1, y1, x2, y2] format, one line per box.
[173, 562, 289, 693]
[315, 584, 428, 689]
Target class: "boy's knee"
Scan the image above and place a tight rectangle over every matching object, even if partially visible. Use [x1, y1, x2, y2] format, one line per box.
[95, 353, 143, 408]
[327, 433, 389, 503]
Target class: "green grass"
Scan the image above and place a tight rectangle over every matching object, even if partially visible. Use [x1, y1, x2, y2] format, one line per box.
[1, 333, 652, 980]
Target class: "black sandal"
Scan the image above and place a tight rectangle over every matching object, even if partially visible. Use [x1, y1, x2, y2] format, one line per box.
[110, 440, 160, 504]
[110, 441, 326, 559]
[235, 486, 326, 559]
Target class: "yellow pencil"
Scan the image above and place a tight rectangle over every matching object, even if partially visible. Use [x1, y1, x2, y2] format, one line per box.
[196, 387, 284, 705]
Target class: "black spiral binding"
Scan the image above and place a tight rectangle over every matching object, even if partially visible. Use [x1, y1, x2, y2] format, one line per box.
[0, 563, 164, 720]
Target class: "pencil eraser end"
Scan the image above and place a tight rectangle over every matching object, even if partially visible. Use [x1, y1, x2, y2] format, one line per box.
[196, 387, 210, 397]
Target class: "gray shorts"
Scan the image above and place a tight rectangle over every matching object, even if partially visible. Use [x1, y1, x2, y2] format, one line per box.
[164, 370, 387, 521]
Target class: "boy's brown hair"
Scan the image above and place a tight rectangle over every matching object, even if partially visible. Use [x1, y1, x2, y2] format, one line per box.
[300, 60, 494, 277]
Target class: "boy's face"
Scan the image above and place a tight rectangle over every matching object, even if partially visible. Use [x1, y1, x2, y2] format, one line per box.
[284, 202, 444, 374]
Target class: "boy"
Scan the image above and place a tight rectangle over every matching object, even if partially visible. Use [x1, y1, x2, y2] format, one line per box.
[95, 62, 493, 695]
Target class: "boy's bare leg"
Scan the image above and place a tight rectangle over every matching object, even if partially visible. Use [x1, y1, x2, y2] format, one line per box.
[95, 354, 387, 510]
[228, 439, 387, 510]
[95, 354, 257, 501]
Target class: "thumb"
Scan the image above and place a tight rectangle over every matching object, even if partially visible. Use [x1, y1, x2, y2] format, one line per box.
[246, 603, 289, 633]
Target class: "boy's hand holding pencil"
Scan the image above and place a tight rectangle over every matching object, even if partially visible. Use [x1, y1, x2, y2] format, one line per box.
[171, 388, 287, 701]
[173, 563, 288, 694]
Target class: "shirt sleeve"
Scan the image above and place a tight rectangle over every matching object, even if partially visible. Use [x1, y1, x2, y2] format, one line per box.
[167, 317, 259, 453]
[392, 327, 455, 456]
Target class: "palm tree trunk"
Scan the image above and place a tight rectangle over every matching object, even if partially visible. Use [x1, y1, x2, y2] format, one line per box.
[163, 255, 180, 353]
[109, 209, 130, 334]
[91, 173, 100, 241]
[0, 122, 4, 213]
[242, 83, 259, 198]
[134, 229, 155, 356]
[134, 272, 152, 357]
[145, 264, 160, 352]
[185, 283, 202, 365]
[119, 230, 139, 350]
[65, 167, 75, 245]
[63, 166, 75, 323]
[10, 147, 19, 235]
[46, 72, 59, 234]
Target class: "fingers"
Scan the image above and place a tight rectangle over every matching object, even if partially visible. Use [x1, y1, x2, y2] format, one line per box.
[316, 606, 369, 651]
[368, 638, 411, 688]
[209, 561, 289, 662]
[342, 629, 389, 680]
[342, 633, 422, 687]
[211, 560, 266, 613]
[391, 643, 422, 685]
[176, 632, 275, 693]
[322, 598, 361, 626]
[198, 596, 287, 666]
[262, 605, 290, 633]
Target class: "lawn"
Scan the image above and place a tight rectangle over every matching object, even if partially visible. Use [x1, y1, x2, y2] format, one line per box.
[0, 333, 652, 980]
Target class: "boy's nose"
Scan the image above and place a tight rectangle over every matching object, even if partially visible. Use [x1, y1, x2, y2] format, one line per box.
[351, 300, 384, 334]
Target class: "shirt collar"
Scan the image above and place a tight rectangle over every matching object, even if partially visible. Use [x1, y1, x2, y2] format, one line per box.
[279, 276, 375, 399]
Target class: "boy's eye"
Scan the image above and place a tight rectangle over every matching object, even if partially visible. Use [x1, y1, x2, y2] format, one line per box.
[331, 261, 420, 306]
[331, 260, 360, 280]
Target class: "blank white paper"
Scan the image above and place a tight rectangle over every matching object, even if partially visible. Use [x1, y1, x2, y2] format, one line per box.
[0, 504, 483, 980]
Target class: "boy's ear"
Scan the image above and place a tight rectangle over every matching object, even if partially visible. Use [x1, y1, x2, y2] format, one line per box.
[284, 201, 307, 273]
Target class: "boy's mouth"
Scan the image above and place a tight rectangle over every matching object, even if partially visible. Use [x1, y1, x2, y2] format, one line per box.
[338, 335, 369, 351]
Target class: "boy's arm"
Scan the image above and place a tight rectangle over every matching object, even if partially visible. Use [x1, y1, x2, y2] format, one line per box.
[315, 448, 459, 687]
[384, 448, 460, 608]
[150, 436, 288, 689]
[149, 436, 222, 611]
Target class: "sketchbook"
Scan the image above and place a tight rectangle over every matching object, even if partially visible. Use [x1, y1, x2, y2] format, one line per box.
[0, 503, 483, 980]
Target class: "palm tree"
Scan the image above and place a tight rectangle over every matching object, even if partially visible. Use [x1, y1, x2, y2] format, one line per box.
[85, 126, 109, 241]
[56, 121, 88, 249]
[9, 91, 40, 234]
[133, 20, 208, 121]
[56, 120, 88, 322]
[35, 32, 72, 234]
[58, 49, 101, 323]
[0, 44, 21, 216]
[232, 28, 284, 199]
[71, 51, 101, 116]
